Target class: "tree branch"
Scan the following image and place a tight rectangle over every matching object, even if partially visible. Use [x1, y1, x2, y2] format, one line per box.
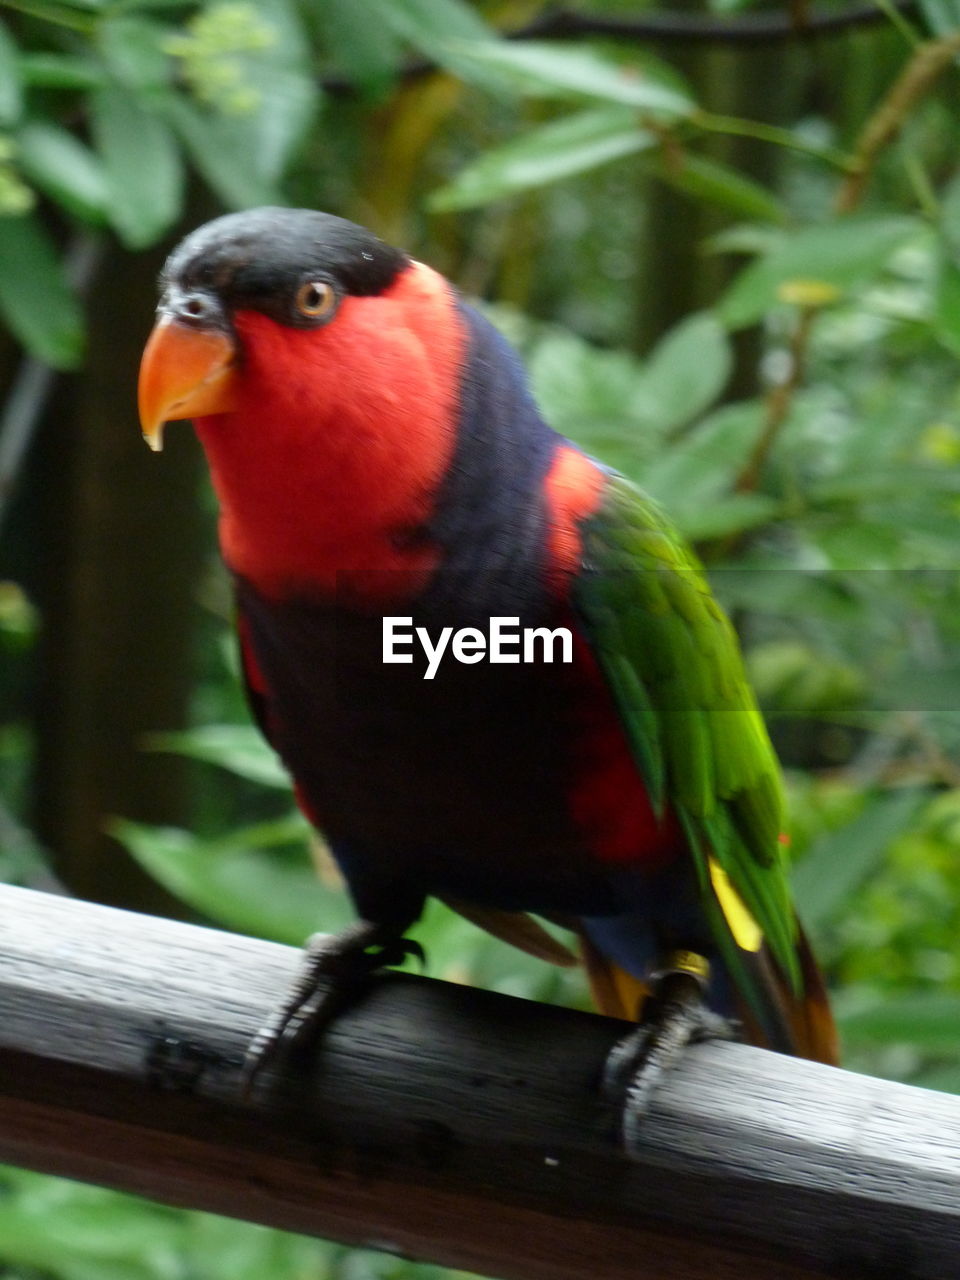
[835, 30, 960, 213]
[735, 301, 817, 494]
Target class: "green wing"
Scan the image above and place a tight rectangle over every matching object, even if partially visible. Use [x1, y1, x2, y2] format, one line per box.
[573, 471, 802, 1014]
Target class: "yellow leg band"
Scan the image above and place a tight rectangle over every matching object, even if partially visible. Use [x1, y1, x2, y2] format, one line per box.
[664, 950, 711, 982]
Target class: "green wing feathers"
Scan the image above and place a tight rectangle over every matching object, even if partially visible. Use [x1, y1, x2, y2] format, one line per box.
[575, 472, 837, 1063]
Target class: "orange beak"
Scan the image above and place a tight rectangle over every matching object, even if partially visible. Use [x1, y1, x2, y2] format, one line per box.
[138, 317, 239, 452]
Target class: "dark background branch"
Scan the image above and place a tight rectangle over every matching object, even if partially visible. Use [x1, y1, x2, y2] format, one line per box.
[515, 2, 919, 45]
[323, 3, 922, 95]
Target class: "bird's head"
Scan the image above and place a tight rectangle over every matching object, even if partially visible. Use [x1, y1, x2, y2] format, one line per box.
[138, 207, 466, 594]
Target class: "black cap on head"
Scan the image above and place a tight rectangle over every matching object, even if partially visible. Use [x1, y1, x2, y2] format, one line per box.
[160, 207, 411, 329]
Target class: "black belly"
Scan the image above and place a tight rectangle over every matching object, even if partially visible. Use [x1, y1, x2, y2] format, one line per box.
[238, 584, 618, 923]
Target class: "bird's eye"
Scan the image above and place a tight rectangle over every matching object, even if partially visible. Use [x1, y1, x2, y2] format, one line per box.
[294, 280, 338, 321]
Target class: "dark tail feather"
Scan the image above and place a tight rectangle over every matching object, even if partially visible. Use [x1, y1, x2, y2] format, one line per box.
[737, 923, 839, 1066]
[792, 922, 840, 1064]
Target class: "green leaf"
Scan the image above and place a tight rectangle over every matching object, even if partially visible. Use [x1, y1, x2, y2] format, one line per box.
[918, 0, 960, 35]
[19, 52, 103, 90]
[0, 214, 84, 367]
[376, 0, 494, 46]
[31, 0, 107, 9]
[791, 789, 927, 933]
[676, 492, 782, 541]
[0, 0, 96, 33]
[718, 216, 923, 329]
[365, 0, 501, 88]
[934, 179, 960, 353]
[161, 0, 319, 207]
[183, 1214, 335, 1280]
[322, 0, 403, 93]
[933, 252, 960, 356]
[635, 310, 732, 432]
[112, 0, 197, 8]
[807, 463, 960, 503]
[640, 399, 763, 514]
[91, 84, 183, 247]
[654, 152, 786, 224]
[841, 993, 960, 1052]
[747, 640, 865, 719]
[144, 724, 290, 789]
[485, 306, 655, 475]
[911, 1063, 960, 1094]
[706, 222, 785, 258]
[429, 107, 654, 211]
[445, 40, 695, 116]
[17, 121, 108, 224]
[0, 19, 23, 125]
[0, 1167, 339, 1280]
[162, 94, 278, 208]
[235, 0, 320, 183]
[939, 168, 960, 259]
[97, 15, 173, 91]
[111, 818, 351, 944]
[0, 1176, 186, 1280]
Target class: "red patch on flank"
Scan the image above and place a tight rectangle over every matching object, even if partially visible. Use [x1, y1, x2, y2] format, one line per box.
[566, 630, 683, 868]
[293, 779, 322, 830]
[542, 444, 606, 587]
[237, 612, 268, 697]
[193, 261, 466, 601]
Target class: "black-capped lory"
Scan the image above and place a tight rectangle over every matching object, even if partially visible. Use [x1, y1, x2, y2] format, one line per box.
[138, 208, 838, 1128]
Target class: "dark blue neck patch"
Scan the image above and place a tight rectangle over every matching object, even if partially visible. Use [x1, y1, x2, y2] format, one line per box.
[421, 301, 561, 623]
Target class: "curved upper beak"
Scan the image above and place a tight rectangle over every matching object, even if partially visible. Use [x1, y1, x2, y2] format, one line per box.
[138, 317, 239, 452]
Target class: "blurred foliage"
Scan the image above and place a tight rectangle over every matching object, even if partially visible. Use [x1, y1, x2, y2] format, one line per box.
[0, 1166, 483, 1280]
[2, 0, 960, 1277]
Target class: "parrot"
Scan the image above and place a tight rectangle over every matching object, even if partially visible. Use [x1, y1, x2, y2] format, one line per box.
[137, 207, 838, 1128]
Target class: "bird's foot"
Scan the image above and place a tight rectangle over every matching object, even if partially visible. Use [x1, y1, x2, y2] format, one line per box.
[602, 950, 735, 1153]
[241, 919, 423, 1098]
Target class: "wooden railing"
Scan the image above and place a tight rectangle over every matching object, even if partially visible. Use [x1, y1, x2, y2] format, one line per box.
[0, 882, 956, 1280]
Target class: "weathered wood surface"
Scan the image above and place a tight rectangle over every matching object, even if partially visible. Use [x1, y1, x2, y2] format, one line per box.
[0, 883, 956, 1280]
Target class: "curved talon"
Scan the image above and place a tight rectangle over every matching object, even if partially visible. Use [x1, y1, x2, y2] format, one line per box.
[378, 936, 426, 969]
[240, 920, 421, 1098]
[601, 953, 735, 1153]
[602, 1024, 654, 1102]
